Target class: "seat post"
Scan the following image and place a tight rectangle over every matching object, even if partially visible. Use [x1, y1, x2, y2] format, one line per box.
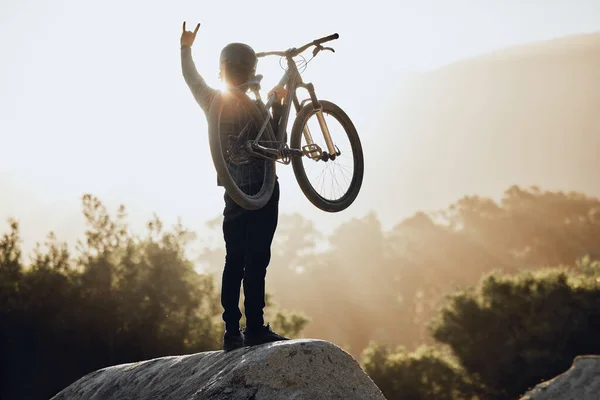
[253, 89, 262, 102]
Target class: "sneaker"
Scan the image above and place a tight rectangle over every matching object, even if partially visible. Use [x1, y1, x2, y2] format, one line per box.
[222, 329, 244, 352]
[242, 323, 290, 347]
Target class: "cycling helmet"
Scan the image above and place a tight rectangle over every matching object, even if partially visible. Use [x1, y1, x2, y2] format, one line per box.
[220, 43, 257, 71]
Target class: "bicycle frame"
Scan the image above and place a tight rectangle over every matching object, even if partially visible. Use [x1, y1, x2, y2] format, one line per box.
[247, 54, 338, 163]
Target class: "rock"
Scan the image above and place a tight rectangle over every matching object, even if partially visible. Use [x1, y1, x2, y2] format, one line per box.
[50, 339, 386, 400]
[520, 355, 600, 400]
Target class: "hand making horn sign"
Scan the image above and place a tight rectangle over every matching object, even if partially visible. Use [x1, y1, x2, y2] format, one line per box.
[181, 21, 200, 47]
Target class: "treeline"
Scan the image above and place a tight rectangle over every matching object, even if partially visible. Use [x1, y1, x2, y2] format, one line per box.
[0, 195, 307, 400]
[2, 185, 600, 399]
[362, 258, 600, 399]
[198, 185, 600, 355]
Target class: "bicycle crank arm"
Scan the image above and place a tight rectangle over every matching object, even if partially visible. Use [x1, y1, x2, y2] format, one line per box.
[248, 142, 281, 160]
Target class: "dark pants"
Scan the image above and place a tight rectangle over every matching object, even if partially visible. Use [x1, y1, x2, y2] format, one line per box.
[221, 181, 279, 332]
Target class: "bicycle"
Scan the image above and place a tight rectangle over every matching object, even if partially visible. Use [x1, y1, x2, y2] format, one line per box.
[208, 33, 364, 212]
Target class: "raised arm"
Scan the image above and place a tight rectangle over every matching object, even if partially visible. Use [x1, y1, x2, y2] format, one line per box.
[180, 21, 217, 113]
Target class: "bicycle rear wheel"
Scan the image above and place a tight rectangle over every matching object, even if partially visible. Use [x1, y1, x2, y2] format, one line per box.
[207, 89, 277, 210]
[290, 100, 364, 212]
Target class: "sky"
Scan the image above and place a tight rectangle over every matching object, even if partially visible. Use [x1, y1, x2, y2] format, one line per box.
[1, 0, 599, 252]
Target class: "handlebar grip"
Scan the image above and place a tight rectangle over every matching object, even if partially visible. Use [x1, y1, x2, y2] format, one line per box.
[316, 33, 339, 44]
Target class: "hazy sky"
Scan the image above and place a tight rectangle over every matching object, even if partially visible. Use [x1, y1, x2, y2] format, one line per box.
[1, 0, 599, 250]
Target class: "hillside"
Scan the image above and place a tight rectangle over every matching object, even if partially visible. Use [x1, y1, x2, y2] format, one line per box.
[374, 32, 600, 216]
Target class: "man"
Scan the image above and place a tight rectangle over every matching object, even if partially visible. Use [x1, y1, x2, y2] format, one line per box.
[180, 21, 289, 351]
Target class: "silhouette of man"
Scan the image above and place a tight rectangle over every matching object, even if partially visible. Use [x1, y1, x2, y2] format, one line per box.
[180, 21, 289, 351]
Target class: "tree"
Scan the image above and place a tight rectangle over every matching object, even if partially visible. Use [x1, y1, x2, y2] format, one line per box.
[0, 195, 310, 400]
[443, 186, 600, 267]
[361, 343, 479, 400]
[429, 266, 600, 399]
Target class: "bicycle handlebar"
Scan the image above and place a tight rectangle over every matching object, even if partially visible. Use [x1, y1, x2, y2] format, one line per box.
[295, 33, 339, 54]
[256, 33, 339, 58]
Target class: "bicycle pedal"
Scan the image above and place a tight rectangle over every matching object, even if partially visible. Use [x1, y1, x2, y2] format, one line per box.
[302, 144, 322, 159]
[284, 148, 304, 157]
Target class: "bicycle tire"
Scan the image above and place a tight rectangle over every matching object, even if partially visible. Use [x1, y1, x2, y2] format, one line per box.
[207, 90, 277, 210]
[290, 100, 364, 212]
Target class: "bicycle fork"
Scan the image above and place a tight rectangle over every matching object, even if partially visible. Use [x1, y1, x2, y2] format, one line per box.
[298, 83, 339, 161]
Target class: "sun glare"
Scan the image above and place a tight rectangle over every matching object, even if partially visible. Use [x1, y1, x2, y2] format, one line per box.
[216, 79, 228, 92]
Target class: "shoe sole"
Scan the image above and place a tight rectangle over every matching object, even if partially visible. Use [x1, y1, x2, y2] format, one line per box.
[243, 338, 289, 347]
[223, 344, 244, 352]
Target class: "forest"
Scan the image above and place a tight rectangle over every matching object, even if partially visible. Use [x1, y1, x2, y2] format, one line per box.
[2, 185, 600, 399]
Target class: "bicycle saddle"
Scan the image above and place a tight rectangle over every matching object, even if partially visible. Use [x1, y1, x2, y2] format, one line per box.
[238, 74, 263, 91]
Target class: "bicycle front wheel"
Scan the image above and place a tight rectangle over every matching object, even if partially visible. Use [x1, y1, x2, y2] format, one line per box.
[207, 89, 277, 210]
[290, 100, 364, 212]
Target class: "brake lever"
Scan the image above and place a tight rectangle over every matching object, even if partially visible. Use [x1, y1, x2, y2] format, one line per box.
[312, 45, 335, 57]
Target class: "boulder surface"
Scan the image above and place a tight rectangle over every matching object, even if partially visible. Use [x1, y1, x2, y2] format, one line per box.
[521, 355, 600, 400]
[51, 339, 386, 400]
